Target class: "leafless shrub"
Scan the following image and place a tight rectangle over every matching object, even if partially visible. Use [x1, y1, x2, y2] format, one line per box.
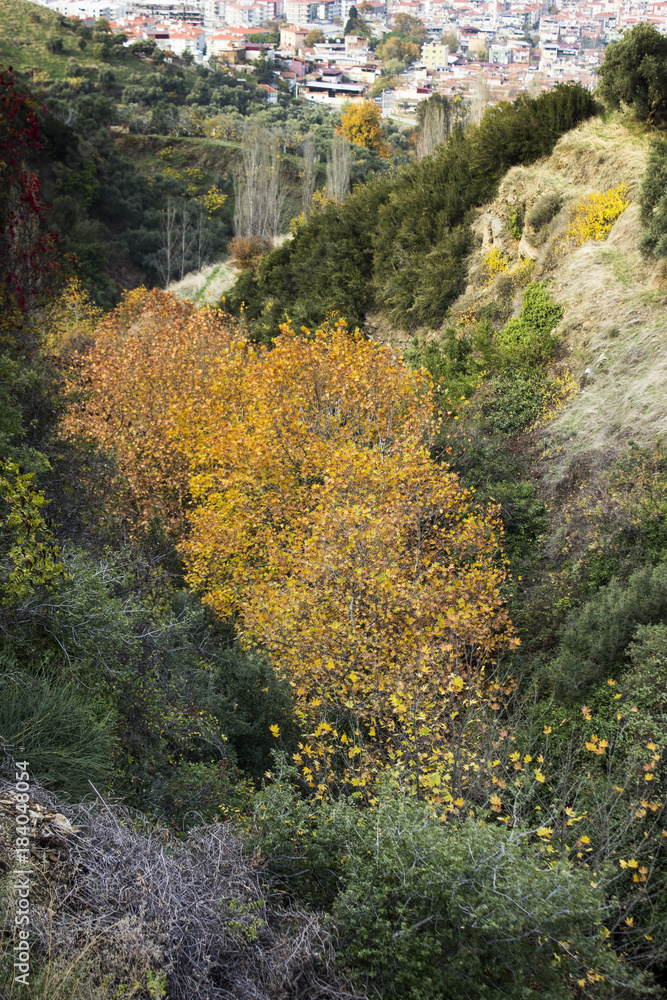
[228, 235, 273, 271]
[301, 135, 318, 213]
[415, 101, 451, 161]
[234, 126, 287, 241]
[325, 137, 351, 203]
[0, 776, 365, 1000]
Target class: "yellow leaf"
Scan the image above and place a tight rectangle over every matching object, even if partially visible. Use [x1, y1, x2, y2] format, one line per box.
[534, 769, 546, 783]
[269, 724, 280, 738]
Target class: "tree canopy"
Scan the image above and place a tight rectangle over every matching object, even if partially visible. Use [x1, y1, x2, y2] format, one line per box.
[178, 318, 514, 797]
[338, 100, 390, 155]
[597, 23, 667, 126]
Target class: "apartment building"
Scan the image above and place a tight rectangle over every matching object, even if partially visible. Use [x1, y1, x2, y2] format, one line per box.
[422, 41, 450, 66]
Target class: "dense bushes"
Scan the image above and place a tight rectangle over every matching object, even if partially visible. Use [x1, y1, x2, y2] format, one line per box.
[253, 776, 645, 1000]
[407, 282, 563, 425]
[334, 806, 629, 1000]
[548, 561, 667, 694]
[497, 281, 563, 365]
[640, 135, 667, 258]
[227, 84, 596, 339]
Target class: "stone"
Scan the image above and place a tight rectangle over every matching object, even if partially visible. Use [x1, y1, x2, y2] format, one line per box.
[518, 234, 539, 260]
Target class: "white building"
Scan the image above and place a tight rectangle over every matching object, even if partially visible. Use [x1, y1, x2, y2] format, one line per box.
[226, 1, 275, 25]
[284, 0, 318, 22]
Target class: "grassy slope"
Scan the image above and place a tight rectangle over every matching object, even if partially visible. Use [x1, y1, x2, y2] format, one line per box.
[0, 0, 197, 87]
[457, 112, 663, 486]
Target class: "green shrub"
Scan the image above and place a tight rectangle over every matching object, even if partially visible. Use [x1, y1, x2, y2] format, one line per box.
[484, 478, 546, 555]
[199, 644, 298, 781]
[405, 327, 481, 405]
[549, 561, 667, 694]
[508, 206, 524, 239]
[0, 673, 114, 797]
[440, 432, 546, 559]
[251, 761, 358, 907]
[333, 800, 634, 1000]
[640, 136, 667, 258]
[149, 760, 253, 830]
[498, 281, 562, 366]
[624, 623, 667, 753]
[481, 369, 547, 435]
[45, 35, 64, 54]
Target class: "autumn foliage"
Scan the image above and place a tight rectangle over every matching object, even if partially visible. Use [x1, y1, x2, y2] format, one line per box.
[68, 294, 515, 796]
[177, 320, 515, 797]
[64, 288, 241, 538]
[337, 100, 391, 157]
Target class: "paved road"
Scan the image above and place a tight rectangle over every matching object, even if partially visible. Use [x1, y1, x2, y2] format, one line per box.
[379, 89, 396, 117]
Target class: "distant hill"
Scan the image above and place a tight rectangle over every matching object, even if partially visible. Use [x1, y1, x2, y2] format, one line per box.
[0, 0, 198, 87]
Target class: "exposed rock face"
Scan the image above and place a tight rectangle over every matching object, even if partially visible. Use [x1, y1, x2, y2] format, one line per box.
[481, 214, 507, 253]
[518, 234, 539, 260]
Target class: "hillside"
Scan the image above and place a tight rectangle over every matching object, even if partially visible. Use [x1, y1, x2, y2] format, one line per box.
[0, 0, 201, 87]
[3, 34, 667, 999]
[0, 0, 344, 305]
[454, 113, 659, 484]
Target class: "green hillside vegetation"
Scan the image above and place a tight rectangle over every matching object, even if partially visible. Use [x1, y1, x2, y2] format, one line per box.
[0, 0, 356, 304]
[3, 24, 667, 1000]
[226, 83, 597, 339]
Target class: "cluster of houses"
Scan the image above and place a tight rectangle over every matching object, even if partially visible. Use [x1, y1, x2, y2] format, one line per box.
[36, 0, 667, 115]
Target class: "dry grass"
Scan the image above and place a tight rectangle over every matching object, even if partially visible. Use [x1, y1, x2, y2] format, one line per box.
[456, 113, 667, 487]
[0, 778, 364, 1000]
[549, 113, 650, 197]
[535, 205, 667, 483]
[168, 260, 240, 306]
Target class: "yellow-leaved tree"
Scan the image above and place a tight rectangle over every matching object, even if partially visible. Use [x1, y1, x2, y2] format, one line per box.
[337, 100, 391, 157]
[64, 288, 240, 538]
[180, 321, 516, 800]
[67, 296, 516, 800]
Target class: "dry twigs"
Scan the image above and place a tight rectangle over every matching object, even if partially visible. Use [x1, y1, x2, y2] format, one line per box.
[0, 778, 364, 1000]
